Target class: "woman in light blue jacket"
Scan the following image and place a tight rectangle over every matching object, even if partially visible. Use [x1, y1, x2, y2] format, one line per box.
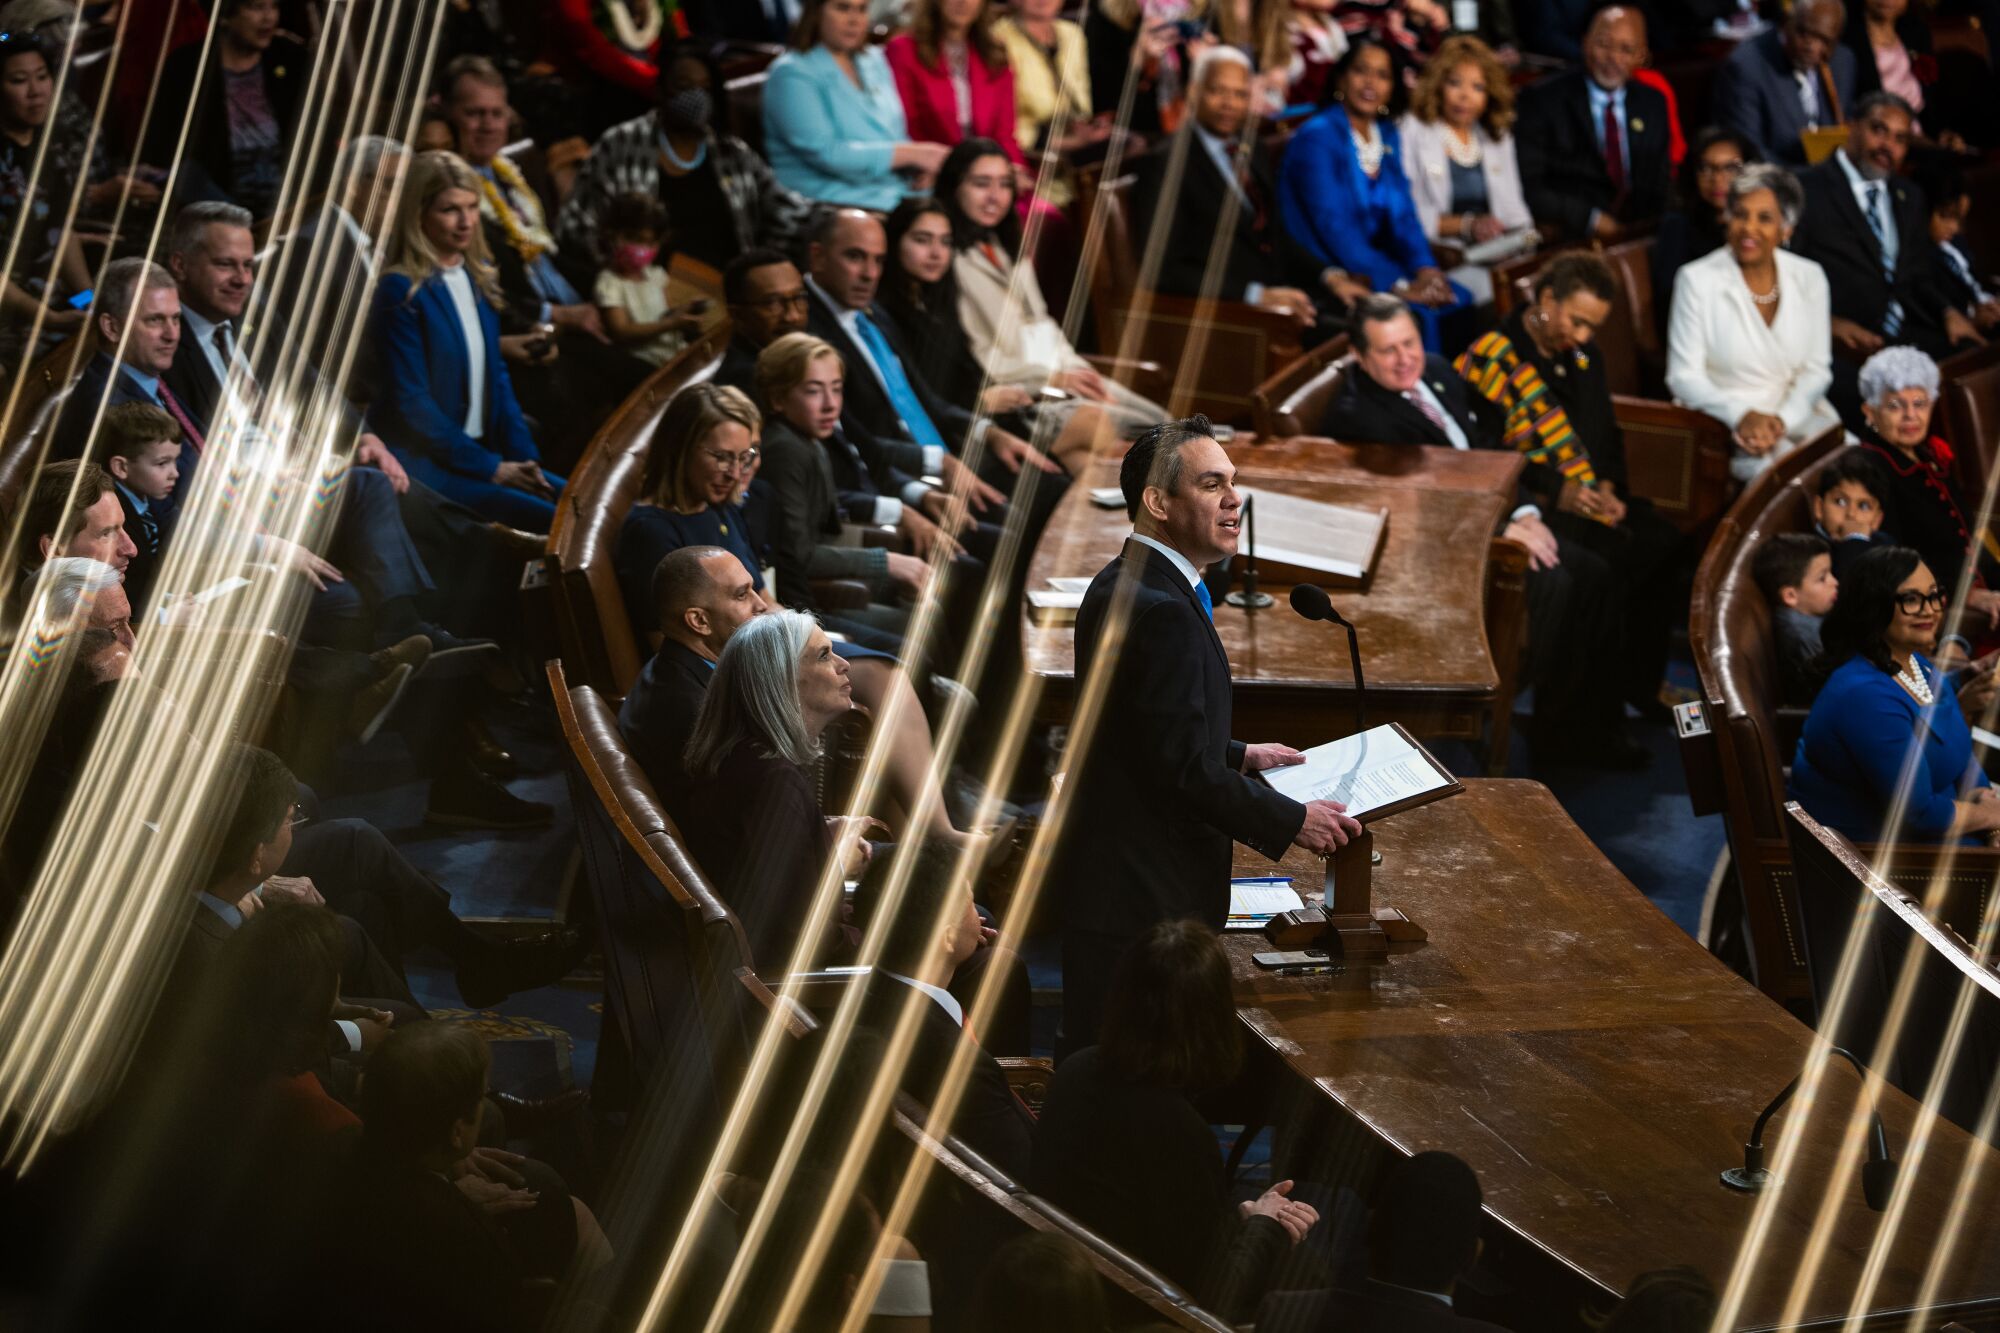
[762, 0, 948, 212]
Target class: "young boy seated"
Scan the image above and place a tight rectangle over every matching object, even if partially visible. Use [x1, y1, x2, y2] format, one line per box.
[95, 402, 182, 607]
[1809, 451, 1893, 579]
[1752, 532, 1838, 706]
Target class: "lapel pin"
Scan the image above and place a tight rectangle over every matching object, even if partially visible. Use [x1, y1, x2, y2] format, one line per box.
[1631, 117, 1644, 132]
[1432, 381, 1444, 391]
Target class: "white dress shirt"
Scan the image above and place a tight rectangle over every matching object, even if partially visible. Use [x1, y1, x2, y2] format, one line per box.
[1834, 148, 1898, 271]
[179, 303, 252, 392]
[1408, 377, 1471, 450]
[1130, 532, 1203, 589]
[439, 262, 487, 439]
[884, 970, 964, 1026]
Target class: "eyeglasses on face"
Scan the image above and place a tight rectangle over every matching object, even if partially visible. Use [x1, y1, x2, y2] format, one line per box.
[738, 290, 809, 314]
[700, 446, 760, 473]
[1894, 587, 1947, 615]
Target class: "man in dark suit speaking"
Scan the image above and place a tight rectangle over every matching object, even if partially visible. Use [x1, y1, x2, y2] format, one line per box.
[1053, 417, 1360, 1055]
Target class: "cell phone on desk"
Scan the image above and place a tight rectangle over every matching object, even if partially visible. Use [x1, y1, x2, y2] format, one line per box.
[1253, 948, 1330, 969]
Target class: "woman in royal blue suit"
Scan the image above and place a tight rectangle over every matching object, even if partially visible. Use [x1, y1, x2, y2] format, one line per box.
[1277, 37, 1471, 355]
[1789, 545, 2000, 844]
[368, 151, 565, 532]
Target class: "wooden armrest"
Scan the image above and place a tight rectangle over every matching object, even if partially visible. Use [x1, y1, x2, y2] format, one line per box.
[997, 1056, 1054, 1115]
[809, 578, 872, 611]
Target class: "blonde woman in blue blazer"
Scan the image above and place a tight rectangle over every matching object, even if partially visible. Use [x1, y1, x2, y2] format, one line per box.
[368, 151, 564, 532]
[762, 0, 949, 212]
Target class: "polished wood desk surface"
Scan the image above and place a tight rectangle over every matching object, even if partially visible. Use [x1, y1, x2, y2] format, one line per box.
[1023, 439, 1522, 711]
[1228, 779, 2000, 1328]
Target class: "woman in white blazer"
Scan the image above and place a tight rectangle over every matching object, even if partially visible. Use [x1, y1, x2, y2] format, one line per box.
[1666, 163, 1840, 482]
[1397, 36, 1534, 305]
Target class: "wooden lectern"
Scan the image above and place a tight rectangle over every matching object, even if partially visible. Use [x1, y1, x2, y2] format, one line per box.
[1264, 829, 1426, 957]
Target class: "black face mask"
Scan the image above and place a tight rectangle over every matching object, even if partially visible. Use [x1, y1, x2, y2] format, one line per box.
[660, 87, 713, 133]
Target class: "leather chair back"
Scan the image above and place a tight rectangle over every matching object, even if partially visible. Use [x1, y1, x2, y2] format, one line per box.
[546, 331, 726, 699]
[0, 328, 98, 514]
[1081, 169, 1140, 353]
[1249, 335, 1351, 440]
[726, 71, 769, 158]
[1940, 350, 2000, 508]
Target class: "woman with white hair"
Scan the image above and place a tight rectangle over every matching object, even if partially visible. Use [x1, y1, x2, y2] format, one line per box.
[34, 556, 132, 647]
[675, 610, 874, 970]
[1666, 162, 1841, 481]
[1849, 344, 2000, 630]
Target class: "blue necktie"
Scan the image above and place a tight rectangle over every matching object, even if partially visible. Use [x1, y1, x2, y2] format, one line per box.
[853, 312, 946, 449]
[1195, 580, 1214, 621]
[1865, 183, 1905, 336]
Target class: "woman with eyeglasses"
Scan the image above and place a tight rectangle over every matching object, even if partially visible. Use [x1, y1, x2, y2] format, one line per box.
[1650, 127, 1760, 337]
[1789, 544, 2000, 844]
[1847, 345, 2000, 634]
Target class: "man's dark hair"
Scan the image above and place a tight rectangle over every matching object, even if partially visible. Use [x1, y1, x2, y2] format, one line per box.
[19, 460, 114, 569]
[1853, 89, 1917, 124]
[1371, 1150, 1485, 1292]
[1099, 918, 1241, 1092]
[361, 1022, 490, 1158]
[207, 744, 296, 889]
[1915, 159, 1969, 217]
[1752, 532, 1831, 604]
[98, 402, 182, 463]
[1536, 252, 1618, 305]
[1818, 543, 1923, 677]
[652, 544, 732, 639]
[1814, 449, 1889, 503]
[723, 246, 796, 306]
[968, 1232, 1109, 1333]
[1349, 292, 1415, 354]
[1603, 1266, 1719, 1333]
[207, 902, 345, 1085]
[1118, 414, 1213, 520]
[654, 37, 722, 101]
[808, 203, 877, 252]
[852, 838, 971, 976]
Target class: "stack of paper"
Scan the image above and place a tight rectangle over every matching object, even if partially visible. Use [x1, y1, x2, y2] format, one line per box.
[1226, 878, 1304, 930]
[1237, 487, 1388, 586]
[1260, 724, 1456, 821]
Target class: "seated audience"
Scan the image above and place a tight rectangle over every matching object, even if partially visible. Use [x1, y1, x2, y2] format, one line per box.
[53, 257, 198, 461]
[1789, 544, 2000, 842]
[1847, 346, 2000, 626]
[1516, 6, 1673, 243]
[850, 836, 1034, 1177]
[0, 0, 163, 220]
[0, 30, 91, 368]
[272, 134, 406, 381]
[148, 0, 304, 218]
[1603, 1267, 1720, 1333]
[1398, 35, 1535, 306]
[557, 40, 812, 271]
[1754, 532, 1839, 705]
[1132, 48, 1363, 337]
[764, 0, 949, 213]
[1455, 253, 1682, 718]
[1809, 449, 1894, 577]
[1033, 919, 1330, 1321]
[1278, 38, 1471, 354]
[1333, 0, 1449, 60]
[1914, 160, 2000, 334]
[719, 245, 812, 392]
[886, 0, 1031, 176]
[368, 150, 567, 531]
[1264, 1151, 1509, 1332]
[968, 1233, 1109, 1333]
[992, 0, 1104, 211]
[1715, 0, 1855, 167]
[591, 193, 708, 368]
[675, 609, 875, 969]
[1327, 294, 1640, 766]
[1792, 92, 1979, 408]
[1844, 0, 1964, 148]
[35, 557, 132, 649]
[939, 138, 1169, 452]
[1651, 128, 1761, 334]
[1665, 163, 1839, 481]
[880, 195, 1040, 422]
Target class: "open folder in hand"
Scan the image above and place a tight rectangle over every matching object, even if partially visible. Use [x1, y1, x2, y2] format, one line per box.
[1259, 723, 1462, 822]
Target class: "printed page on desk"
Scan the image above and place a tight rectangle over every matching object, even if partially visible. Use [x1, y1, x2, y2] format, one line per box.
[1261, 724, 1453, 819]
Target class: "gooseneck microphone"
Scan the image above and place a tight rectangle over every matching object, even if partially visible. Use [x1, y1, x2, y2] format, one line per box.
[1290, 584, 1367, 728]
[1225, 494, 1273, 609]
[1721, 1045, 1898, 1211]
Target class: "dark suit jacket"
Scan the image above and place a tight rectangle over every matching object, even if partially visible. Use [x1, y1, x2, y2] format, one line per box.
[1516, 70, 1673, 239]
[1792, 153, 1950, 352]
[1321, 355, 1504, 452]
[1260, 1279, 1512, 1333]
[757, 415, 889, 609]
[716, 333, 761, 397]
[617, 639, 711, 812]
[269, 204, 376, 385]
[1714, 26, 1858, 167]
[114, 483, 169, 611]
[805, 285, 978, 457]
[54, 352, 155, 461]
[1131, 132, 1323, 302]
[1056, 540, 1304, 941]
[856, 970, 1033, 1181]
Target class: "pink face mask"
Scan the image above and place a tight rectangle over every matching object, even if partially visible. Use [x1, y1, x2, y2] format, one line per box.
[613, 242, 659, 272]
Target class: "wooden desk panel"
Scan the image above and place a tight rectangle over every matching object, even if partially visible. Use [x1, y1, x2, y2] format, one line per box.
[1229, 780, 2000, 1328]
[1023, 440, 1521, 747]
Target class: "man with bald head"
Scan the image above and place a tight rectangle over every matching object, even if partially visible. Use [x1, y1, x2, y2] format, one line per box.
[1517, 6, 1674, 242]
[1715, 0, 1856, 166]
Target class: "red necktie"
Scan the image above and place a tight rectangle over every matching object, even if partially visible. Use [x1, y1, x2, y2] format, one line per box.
[1405, 389, 1449, 438]
[1603, 99, 1626, 194]
[155, 381, 205, 458]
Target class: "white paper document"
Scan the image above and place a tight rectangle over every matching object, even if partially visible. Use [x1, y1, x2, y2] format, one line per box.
[1975, 726, 2000, 750]
[1226, 878, 1304, 930]
[1088, 486, 1126, 508]
[1046, 576, 1093, 593]
[1260, 724, 1453, 820]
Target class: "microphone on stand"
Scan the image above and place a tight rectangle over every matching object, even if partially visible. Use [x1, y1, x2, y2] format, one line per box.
[1290, 583, 1367, 728]
[1226, 493, 1273, 609]
[1720, 1045, 1898, 1211]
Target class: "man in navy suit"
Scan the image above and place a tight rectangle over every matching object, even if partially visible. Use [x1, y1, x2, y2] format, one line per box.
[1515, 6, 1673, 242]
[1052, 417, 1359, 1056]
[1714, 0, 1856, 167]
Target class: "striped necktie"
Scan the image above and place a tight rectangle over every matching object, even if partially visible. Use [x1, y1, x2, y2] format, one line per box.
[155, 381, 205, 457]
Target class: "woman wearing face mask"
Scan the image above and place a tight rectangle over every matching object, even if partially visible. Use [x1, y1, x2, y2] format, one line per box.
[558, 41, 813, 270]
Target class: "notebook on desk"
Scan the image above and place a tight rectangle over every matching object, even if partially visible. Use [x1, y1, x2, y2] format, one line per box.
[1236, 487, 1388, 588]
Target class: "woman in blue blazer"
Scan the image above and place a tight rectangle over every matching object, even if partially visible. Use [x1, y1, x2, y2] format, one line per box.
[368, 151, 565, 531]
[1277, 38, 1470, 354]
[1790, 545, 2000, 844]
[761, 0, 948, 212]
